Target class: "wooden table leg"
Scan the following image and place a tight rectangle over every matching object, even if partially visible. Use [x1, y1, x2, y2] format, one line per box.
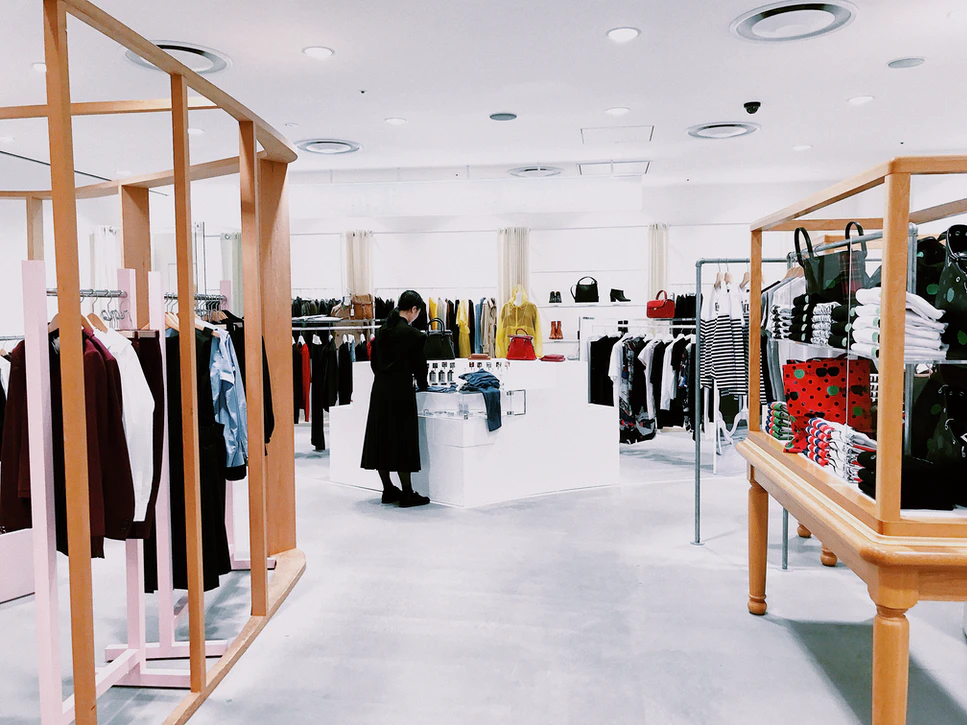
[873, 605, 910, 725]
[820, 545, 838, 567]
[797, 523, 812, 538]
[748, 480, 768, 615]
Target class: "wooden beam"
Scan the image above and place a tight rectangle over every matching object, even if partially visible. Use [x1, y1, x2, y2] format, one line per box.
[0, 191, 48, 198]
[73, 156, 243, 199]
[119, 185, 151, 327]
[42, 1, 97, 723]
[0, 96, 217, 120]
[768, 218, 883, 232]
[25, 196, 44, 260]
[171, 72, 206, 694]
[910, 198, 967, 226]
[61, 0, 297, 164]
[892, 155, 967, 175]
[874, 172, 911, 525]
[240, 120, 269, 616]
[260, 158, 297, 555]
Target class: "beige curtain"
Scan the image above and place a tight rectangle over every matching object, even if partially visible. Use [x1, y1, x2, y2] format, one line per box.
[648, 223, 668, 298]
[343, 229, 373, 296]
[497, 226, 530, 305]
[90, 225, 120, 290]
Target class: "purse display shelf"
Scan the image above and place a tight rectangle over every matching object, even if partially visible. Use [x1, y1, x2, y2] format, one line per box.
[739, 155, 967, 725]
[537, 302, 646, 309]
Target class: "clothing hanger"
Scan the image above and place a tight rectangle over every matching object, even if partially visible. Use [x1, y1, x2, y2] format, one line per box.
[714, 266, 724, 289]
[724, 264, 733, 286]
[741, 270, 751, 289]
[87, 296, 108, 333]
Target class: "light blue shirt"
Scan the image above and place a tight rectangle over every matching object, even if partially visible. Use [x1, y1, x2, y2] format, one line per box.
[210, 331, 248, 469]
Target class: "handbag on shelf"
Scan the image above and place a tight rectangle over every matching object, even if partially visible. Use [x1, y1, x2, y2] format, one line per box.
[424, 318, 455, 360]
[570, 276, 599, 304]
[794, 225, 869, 303]
[470, 353, 490, 360]
[647, 290, 675, 319]
[351, 293, 375, 320]
[506, 328, 538, 361]
[540, 354, 566, 362]
[331, 303, 352, 320]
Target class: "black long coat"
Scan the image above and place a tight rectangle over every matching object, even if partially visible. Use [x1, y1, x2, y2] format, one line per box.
[360, 320, 428, 472]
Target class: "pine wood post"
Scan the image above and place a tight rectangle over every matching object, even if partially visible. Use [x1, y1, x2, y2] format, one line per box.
[120, 185, 152, 328]
[873, 606, 910, 725]
[748, 478, 768, 615]
[749, 229, 763, 431]
[26, 195, 44, 260]
[171, 72, 206, 693]
[239, 120, 269, 616]
[42, 0, 97, 721]
[259, 158, 297, 554]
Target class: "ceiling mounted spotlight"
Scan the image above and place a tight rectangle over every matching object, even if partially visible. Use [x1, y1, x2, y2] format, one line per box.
[509, 165, 563, 178]
[490, 112, 517, 121]
[303, 46, 335, 59]
[32, 62, 47, 73]
[793, 144, 813, 151]
[297, 138, 361, 155]
[687, 122, 760, 139]
[285, 122, 300, 128]
[848, 95, 874, 105]
[384, 117, 407, 126]
[731, 1, 856, 42]
[605, 107, 630, 116]
[607, 27, 640, 43]
[888, 56, 925, 69]
[125, 42, 231, 74]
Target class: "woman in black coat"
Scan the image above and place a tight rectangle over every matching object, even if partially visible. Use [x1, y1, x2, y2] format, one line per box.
[360, 290, 431, 507]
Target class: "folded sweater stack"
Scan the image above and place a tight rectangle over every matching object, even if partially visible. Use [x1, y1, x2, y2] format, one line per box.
[803, 418, 876, 484]
[764, 402, 793, 442]
[773, 295, 841, 346]
[845, 288, 947, 362]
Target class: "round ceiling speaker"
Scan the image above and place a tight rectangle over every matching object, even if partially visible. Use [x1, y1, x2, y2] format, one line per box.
[297, 139, 362, 155]
[731, 2, 856, 42]
[687, 122, 760, 139]
[125, 42, 231, 74]
[509, 166, 562, 178]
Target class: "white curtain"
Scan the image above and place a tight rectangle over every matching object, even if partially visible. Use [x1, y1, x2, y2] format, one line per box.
[648, 223, 669, 299]
[344, 229, 373, 296]
[90, 225, 120, 290]
[497, 226, 530, 305]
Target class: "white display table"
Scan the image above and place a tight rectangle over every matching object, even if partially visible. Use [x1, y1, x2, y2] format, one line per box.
[329, 360, 618, 507]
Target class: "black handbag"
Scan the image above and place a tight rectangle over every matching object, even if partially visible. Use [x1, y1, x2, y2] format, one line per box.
[794, 225, 868, 303]
[571, 276, 599, 303]
[424, 317, 455, 360]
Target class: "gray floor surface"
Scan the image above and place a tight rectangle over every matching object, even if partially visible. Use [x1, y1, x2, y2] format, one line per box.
[3, 427, 967, 724]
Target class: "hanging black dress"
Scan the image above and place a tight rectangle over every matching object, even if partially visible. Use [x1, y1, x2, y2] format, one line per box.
[360, 320, 428, 472]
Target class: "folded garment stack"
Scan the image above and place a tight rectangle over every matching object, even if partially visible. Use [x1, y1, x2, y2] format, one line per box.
[771, 295, 840, 346]
[846, 287, 948, 362]
[856, 451, 959, 510]
[802, 418, 876, 484]
[764, 402, 793, 442]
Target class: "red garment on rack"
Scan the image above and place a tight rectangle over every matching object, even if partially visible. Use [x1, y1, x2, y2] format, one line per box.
[301, 341, 311, 419]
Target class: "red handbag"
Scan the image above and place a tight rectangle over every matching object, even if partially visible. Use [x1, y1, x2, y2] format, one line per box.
[647, 290, 675, 319]
[540, 354, 566, 362]
[506, 328, 537, 361]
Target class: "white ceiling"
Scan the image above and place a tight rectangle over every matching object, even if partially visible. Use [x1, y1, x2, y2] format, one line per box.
[1, 0, 966, 188]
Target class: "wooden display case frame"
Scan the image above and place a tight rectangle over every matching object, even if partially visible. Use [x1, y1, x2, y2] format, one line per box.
[0, 1, 303, 723]
[740, 155, 967, 725]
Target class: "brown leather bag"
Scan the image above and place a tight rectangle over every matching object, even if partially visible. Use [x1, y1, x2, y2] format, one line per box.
[352, 294, 375, 320]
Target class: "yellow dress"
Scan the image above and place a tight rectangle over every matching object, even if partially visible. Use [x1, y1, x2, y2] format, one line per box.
[428, 297, 438, 324]
[495, 287, 543, 358]
[456, 300, 471, 358]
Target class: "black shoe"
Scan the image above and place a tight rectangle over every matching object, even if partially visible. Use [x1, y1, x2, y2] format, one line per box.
[610, 289, 630, 302]
[399, 490, 430, 508]
[549, 291, 556, 304]
[381, 486, 403, 504]
[556, 291, 562, 303]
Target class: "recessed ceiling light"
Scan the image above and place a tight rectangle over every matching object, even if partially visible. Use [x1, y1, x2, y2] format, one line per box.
[848, 95, 874, 105]
[303, 46, 335, 59]
[490, 112, 517, 121]
[607, 27, 640, 43]
[297, 138, 361, 155]
[125, 42, 231, 75]
[508, 165, 562, 178]
[687, 122, 760, 139]
[32, 62, 47, 73]
[115, 169, 132, 177]
[385, 117, 407, 126]
[731, 2, 856, 42]
[793, 144, 813, 151]
[888, 56, 925, 69]
[605, 107, 631, 116]
[285, 122, 299, 128]
[0, 136, 15, 144]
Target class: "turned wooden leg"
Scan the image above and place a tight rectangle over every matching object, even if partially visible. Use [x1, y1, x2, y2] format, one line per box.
[797, 523, 812, 538]
[820, 545, 838, 567]
[873, 605, 910, 725]
[748, 481, 768, 615]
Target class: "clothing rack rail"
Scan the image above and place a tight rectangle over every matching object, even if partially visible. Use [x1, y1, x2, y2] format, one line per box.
[46, 287, 126, 299]
[163, 292, 227, 301]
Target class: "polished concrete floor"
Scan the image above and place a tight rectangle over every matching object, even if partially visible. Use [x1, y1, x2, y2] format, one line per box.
[3, 427, 967, 724]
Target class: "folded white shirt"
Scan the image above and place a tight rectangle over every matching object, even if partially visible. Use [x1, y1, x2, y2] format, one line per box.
[854, 287, 945, 321]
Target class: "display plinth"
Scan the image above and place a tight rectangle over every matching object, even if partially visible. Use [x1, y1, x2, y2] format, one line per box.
[330, 360, 618, 506]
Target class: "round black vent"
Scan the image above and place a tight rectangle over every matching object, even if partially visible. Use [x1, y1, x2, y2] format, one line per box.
[731, 2, 856, 42]
[125, 42, 231, 74]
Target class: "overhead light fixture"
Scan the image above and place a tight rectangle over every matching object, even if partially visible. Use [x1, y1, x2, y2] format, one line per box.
[793, 144, 813, 151]
[125, 42, 231, 74]
[32, 62, 47, 73]
[606, 27, 640, 43]
[508, 165, 562, 178]
[731, 2, 856, 42]
[115, 169, 133, 177]
[0, 136, 15, 144]
[303, 46, 335, 59]
[687, 122, 760, 139]
[490, 112, 517, 121]
[888, 56, 925, 69]
[297, 138, 361, 155]
[605, 107, 631, 116]
[285, 122, 299, 128]
[384, 117, 407, 126]
[187, 127, 205, 136]
[848, 95, 874, 105]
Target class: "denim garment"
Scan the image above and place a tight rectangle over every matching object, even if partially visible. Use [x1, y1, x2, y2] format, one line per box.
[459, 371, 502, 431]
[210, 331, 249, 470]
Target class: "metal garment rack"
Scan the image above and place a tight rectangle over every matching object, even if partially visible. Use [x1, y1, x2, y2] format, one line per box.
[163, 292, 227, 301]
[46, 287, 126, 299]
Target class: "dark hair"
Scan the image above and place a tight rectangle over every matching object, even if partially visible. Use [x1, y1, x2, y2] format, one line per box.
[385, 289, 425, 328]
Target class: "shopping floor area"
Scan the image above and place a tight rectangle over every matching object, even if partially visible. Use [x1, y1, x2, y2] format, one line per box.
[4, 434, 967, 725]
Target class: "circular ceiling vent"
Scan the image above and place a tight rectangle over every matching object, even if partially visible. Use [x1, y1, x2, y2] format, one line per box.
[297, 139, 361, 155]
[687, 122, 760, 139]
[509, 165, 562, 178]
[490, 113, 518, 121]
[731, 2, 856, 42]
[125, 41, 231, 74]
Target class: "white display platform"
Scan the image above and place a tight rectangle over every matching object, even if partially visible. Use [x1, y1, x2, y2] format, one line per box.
[330, 360, 618, 507]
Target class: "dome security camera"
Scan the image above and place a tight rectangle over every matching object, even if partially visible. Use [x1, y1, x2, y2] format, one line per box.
[744, 101, 761, 115]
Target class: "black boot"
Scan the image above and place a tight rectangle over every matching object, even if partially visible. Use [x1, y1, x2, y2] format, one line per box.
[610, 289, 631, 302]
[399, 490, 430, 508]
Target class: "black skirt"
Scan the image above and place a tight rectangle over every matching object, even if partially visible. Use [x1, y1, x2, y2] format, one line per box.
[360, 374, 421, 472]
